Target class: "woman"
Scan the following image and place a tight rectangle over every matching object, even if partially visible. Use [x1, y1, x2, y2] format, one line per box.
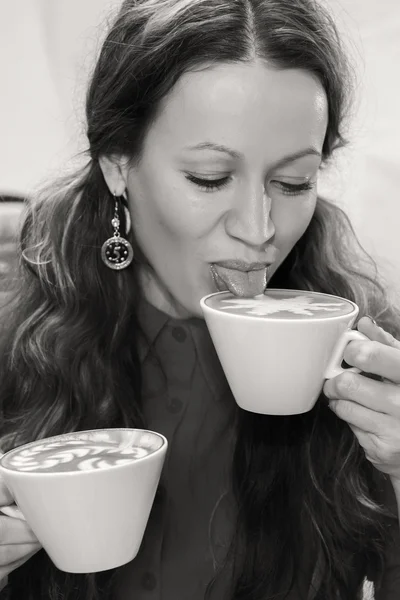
[1, 0, 400, 598]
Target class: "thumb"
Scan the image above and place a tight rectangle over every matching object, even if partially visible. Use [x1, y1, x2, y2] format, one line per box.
[0, 453, 14, 505]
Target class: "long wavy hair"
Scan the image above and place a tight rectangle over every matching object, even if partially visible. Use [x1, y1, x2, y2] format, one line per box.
[1, 1, 399, 599]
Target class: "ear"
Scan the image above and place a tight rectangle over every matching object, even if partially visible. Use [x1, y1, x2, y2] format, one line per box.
[98, 155, 130, 196]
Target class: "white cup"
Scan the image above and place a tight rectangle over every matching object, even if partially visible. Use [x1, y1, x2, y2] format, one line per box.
[0, 428, 167, 573]
[200, 289, 368, 415]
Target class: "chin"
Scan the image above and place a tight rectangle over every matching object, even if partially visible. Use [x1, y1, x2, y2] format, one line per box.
[177, 278, 217, 319]
[191, 304, 206, 319]
[179, 296, 203, 319]
[167, 293, 203, 319]
[185, 289, 213, 319]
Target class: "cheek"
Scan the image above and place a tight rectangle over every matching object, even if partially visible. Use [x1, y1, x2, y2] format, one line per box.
[127, 177, 215, 259]
[143, 197, 213, 245]
[271, 194, 317, 249]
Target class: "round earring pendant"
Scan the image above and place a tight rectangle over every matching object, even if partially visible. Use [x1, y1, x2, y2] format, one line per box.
[101, 236, 134, 270]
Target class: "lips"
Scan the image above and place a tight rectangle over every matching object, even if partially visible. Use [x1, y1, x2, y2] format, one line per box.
[210, 261, 272, 297]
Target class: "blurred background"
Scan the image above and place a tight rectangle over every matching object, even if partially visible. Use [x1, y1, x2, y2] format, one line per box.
[0, 0, 399, 298]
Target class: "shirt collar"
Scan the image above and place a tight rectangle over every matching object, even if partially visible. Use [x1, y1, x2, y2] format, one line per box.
[136, 296, 170, 359]
[137, 296, 230, 400]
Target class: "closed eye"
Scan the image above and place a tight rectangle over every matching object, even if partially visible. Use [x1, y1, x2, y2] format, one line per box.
[271, 180, 315, 196]
[185, 174, 231, 192]
[185, 174, 315, 196]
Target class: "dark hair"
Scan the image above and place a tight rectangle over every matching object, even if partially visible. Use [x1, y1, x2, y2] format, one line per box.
[1, 1, 398, 599]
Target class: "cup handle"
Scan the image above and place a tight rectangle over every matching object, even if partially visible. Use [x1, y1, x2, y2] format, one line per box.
[324, 329, 369, 379]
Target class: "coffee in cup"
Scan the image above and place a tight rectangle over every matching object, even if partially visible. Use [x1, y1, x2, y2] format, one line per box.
[0, 428, 167, 573]
[200, 289, 368, 415]
[2, 434, 154, 473]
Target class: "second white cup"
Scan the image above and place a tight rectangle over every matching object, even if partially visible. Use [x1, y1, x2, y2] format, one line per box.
[0, 428, 167, 573]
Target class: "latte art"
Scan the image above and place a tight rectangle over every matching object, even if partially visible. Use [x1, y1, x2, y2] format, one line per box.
[218, 295, 347, 316]
[3, 430, 161, 473]
[205, 289, 354, 319]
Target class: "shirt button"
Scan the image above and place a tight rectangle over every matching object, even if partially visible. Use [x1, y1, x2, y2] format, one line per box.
[167, 396, 183, 414]
[141, 572, 157, 591]
[171, 326, 187, 342]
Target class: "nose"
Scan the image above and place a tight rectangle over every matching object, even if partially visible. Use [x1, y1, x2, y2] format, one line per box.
[224, 185, 275, 247]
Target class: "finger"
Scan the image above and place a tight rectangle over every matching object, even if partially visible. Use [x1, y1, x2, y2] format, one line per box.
[0, 477, 14, 506]
[0, 505, 25, 520]
[343, 339, 400, 384]
[328, 397, 395, 435]
[347, 424, 400, 479]
[0, 542, 41, 568]
[347, 424, 381, 463]
[0, 453, 14, 506]
[0, 516, 39, 545]
[358, 316, 400, 350]
[323, 371, 400, 416]
[0, 544, 41, 579]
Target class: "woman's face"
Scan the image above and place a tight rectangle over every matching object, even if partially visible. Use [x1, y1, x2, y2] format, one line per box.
[125, 60, 328, 318]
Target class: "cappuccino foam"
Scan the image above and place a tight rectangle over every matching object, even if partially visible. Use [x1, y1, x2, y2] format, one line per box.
[205, 289, 354, 319]
[2, 430, 161, 473]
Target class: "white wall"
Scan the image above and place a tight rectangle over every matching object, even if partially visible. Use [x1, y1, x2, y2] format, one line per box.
[0, 0, 119, 194]
[320, 0, 400, 297]
[1, 0, 399, 294]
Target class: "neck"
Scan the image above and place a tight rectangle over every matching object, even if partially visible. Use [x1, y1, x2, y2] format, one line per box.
[138, 267, 194, 320]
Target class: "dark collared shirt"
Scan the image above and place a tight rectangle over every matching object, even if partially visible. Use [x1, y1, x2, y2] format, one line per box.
[114, 300, 400, 600]
[2, 297, 400, 599]
[115, 301, 236, 600]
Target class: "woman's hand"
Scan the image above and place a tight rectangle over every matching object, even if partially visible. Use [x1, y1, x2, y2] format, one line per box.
[323, 316, 400, 482]
[0, 469, 41, 585]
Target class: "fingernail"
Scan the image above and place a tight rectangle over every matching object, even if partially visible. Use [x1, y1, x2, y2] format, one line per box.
[364, 314, 377, 326]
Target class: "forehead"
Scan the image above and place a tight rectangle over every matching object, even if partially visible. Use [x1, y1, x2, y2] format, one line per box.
[146, 60, 328, 160]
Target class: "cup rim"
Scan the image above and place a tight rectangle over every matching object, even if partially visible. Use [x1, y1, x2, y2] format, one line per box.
[200, 288, 359, 322]
[0, 428, 168, 478]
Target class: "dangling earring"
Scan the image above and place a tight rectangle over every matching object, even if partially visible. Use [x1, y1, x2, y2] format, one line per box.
[101, 194, 134, 270]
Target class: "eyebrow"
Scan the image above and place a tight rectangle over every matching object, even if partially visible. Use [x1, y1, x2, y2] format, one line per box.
[185, 142, 322, 167]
